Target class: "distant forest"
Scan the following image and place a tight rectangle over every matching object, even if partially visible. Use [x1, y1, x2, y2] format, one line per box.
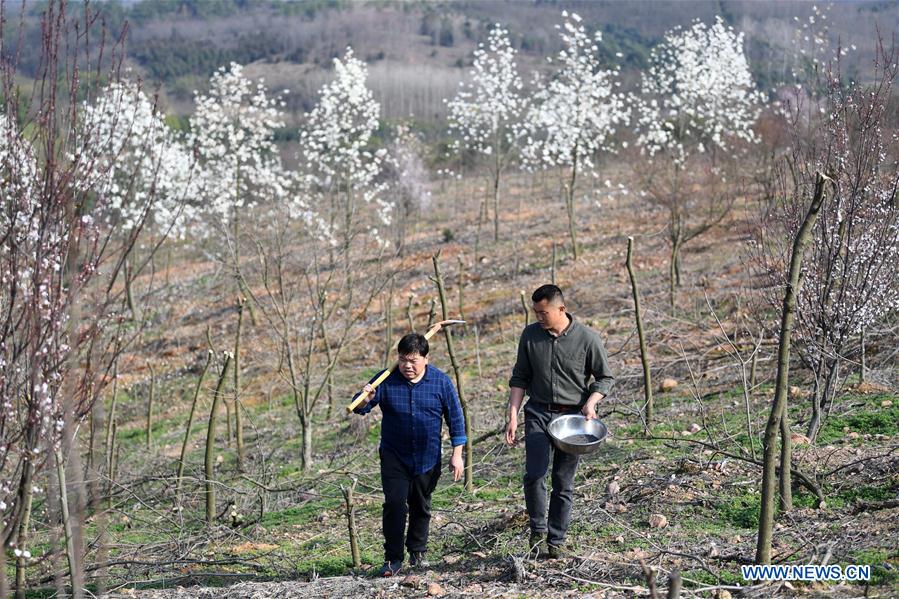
[7, 0, 898, 128]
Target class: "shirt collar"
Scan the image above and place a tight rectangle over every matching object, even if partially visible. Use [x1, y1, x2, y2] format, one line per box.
[547, 313, 575, 338]
[402, 364, 431, 385]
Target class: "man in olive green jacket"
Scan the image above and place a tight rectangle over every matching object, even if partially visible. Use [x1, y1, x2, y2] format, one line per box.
[505, 284, 615, 557]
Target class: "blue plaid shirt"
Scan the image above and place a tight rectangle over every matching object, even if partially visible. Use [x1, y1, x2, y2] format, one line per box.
[354, 365, 467, 475]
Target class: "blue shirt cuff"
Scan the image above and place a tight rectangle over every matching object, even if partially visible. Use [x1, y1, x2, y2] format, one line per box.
[451, 436, 467, 447]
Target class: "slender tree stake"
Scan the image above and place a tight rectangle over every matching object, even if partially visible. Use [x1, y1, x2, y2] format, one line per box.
[551, 242, 557, 285]
[626, 237, 654, 434]
[859, 329, 866, 384]
[780, 409, 793, 511]
[519, 290, 529, 327]
[206, 353, 233, 527]
[384, 279, 394, 369]
[145, 362, 155, 450]
[640, 560, 659, 599]
[427, 298, 437, 329]
[341, 479, 361, 568]
[756, 172, 827, 564]
[176, 350, 213, 504]
[55, 449, 81, 598]
[432, 252, 473, 491]
[474, 324, 483, 379]
[406, 294, 415, 332]
[458, 255, 466, 322]
[750, 346, 759, 390]
[104, 359, 119, 477]
[666, 571, 682, 599]
[14, 479, 34, 599]
[234, 297, 246, 470]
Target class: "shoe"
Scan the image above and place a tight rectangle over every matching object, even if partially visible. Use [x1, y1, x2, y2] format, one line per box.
[379, 560, 403, 577]
[409, 551, 430, 569]
[529, 532, 548, 557]
[548, 544, 571, 559]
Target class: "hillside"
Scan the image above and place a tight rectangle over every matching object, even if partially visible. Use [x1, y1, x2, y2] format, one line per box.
[20, 167, 894, 598]
[10, 0, 899, 126]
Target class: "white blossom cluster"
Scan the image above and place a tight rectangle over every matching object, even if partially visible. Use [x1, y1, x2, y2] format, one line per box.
[447, 25, 527, 161]
[0, 116, 81, 512]
[299, 48, 391, 240]
[635, 17, 764, 166]
[80, 79, 198, 238]
[0, 116, 38, 239]
[191, 63, 295, 227]
[521, 11, 629, 172]
[752, 76, 899, 388]
[796, 108, 899, 363]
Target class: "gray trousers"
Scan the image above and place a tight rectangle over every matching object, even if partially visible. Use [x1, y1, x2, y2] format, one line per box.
[523, 401, 580, 546]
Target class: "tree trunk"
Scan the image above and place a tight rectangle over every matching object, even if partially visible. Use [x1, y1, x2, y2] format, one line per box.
[433, 252, 473, 491]
[668, 230, 682, 310]
[384, 279, 394, 369]
[406, 294, 415, 332]
[458, 256, 465, 322]
[234, 297, 245, 470]
[756, 172, 826, 565]
[145, 363, 155, 451]
[859, 329, 866, 384]
[300, 411, 313, 472]
[492, 166, 500, 242]
[551, 242, 557, 285]
[779, 406, 793, 512]
[125, 253, 139, 322]
[56, 448, 82, 598]
[104, 359, 119, 478]
[342, 479, 361, 568]
[205, 353, 233, 527]
[427, 298, 437, 329]
[519, 290, 529, 327]
[233, 198, 258, 327]
[177, 350, 213, 504]
[626, 237, 654, 434]
[14, 478, 34, 599]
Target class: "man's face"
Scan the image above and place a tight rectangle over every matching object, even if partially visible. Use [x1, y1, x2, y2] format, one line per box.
[533, 298, 567, 331]
[398, 352, 428, 380]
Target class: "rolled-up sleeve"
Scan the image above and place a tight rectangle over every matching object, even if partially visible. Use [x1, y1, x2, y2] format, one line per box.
[508, 331, 532, 390]
[587, 334, 615, 397]
[441, 378, 467, 447]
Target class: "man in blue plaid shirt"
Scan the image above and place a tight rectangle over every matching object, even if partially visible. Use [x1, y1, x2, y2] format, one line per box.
[353, 333, 466, 577]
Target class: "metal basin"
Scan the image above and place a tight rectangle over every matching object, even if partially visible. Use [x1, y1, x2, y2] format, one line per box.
[548, 415, 608, 455]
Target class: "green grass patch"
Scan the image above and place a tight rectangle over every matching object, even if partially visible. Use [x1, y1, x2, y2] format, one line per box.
[817, 396, 898, 443]
[716, 492, 760, 530]
[850, 549, 899, 586]
[260, 497, 343, 529]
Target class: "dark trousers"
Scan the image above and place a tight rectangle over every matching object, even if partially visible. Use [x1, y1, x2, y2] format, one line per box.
[380, 447, 441, 563]
[523, 401, 581, 546]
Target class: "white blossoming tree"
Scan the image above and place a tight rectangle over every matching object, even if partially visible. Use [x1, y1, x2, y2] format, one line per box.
[447, 25, 527, 243]
[0, 5, 161, 592]
[636, 17, 764, 306]
[299, 47, 391, 259]
[81, 79, 197, 239]
[522, 11, 629, 261]
[191, 63, 296, 322]
[79, 79, 199, 319]
[277, 48, 392, 468]
[750, 54, 899, 443]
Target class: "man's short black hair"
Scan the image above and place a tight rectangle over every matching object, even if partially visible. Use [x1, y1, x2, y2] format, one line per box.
[532, 284, 564, 305]
[397, 333, 429, 357]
